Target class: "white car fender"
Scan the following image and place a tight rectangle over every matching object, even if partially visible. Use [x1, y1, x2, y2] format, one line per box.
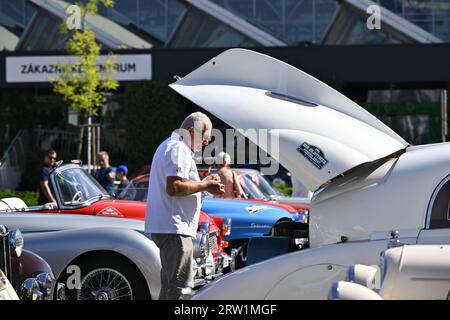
[379, 245, 450, 300]
[193, 239, 395, 300]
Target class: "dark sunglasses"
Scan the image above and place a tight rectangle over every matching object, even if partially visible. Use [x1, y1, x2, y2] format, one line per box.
[48, 155, 57, 160]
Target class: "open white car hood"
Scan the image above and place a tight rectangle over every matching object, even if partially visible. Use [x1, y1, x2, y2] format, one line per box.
[170, 49, 408, 191]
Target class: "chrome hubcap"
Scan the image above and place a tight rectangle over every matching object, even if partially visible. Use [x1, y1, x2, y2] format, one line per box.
[77, 268, 133, 300]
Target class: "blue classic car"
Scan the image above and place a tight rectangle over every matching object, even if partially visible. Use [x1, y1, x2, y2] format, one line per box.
[118, 174, 299, 266]
[201, 197, 297, 243]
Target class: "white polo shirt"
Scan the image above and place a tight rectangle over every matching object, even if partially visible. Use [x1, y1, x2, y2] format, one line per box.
[145, 132, 201, 238]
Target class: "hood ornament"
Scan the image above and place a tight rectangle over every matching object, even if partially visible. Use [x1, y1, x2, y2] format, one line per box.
[387, 230, 403, 249]
[245, 205, 267, 215]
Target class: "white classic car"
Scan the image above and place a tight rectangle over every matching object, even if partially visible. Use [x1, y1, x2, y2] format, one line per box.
[169, 48, 450, 299]
[331, 244, 450, 300]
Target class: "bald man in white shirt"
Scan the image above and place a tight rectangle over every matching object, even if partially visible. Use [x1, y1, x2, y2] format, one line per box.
[145, 112, 225, 300]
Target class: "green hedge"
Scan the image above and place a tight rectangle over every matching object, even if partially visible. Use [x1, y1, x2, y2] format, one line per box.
[123, 80, 195, 173]
[273, 182, 292, 197]
[0, 190, 39, 206]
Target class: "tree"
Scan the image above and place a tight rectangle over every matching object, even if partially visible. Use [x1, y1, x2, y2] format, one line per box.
[52, 0, 118, 170]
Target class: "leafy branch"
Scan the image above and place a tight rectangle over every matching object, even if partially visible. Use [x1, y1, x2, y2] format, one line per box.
[52, 0, 118, 116]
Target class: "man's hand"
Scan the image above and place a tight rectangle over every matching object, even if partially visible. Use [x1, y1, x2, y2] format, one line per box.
[204, 180, 225, 196]
[166, 176, 225, 197]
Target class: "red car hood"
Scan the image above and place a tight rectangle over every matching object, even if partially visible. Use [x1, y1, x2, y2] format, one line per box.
[92, 199, 219, 233]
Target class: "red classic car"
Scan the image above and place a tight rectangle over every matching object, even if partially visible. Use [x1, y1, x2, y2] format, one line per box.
[6, 164, 233, 281]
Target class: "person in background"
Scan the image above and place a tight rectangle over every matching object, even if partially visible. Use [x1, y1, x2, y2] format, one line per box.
[214, 151, 244, 199]
[116, 165, 130, 190]
[38, 148, 57, 205]
[95, 151, 116, 195]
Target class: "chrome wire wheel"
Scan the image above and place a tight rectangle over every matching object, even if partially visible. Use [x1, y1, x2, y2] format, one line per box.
[77, 268, 133, 300]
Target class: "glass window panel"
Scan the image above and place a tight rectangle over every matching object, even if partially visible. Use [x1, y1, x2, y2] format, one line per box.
[215, 0, 255, 18]
[377, 114, 430, 145]
[25, 3, 36, 25]
[113, 0, 138, 23]
[255, 0, 282, 20]
[169, 8, 258, 48]
[0, 0, 25, 24]
[429, 178, 450, 229]
[378, 0, 403, 14]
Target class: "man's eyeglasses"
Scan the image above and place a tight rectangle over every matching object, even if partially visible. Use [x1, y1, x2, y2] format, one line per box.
[48, 155, 57, 160]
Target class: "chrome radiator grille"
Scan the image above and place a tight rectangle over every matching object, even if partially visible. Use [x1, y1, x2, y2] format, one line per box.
[0, 225, 12, 280]
[209, 233, 218, 252]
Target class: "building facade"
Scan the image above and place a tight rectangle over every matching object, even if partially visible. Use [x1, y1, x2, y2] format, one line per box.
[1, 0, 449, 49]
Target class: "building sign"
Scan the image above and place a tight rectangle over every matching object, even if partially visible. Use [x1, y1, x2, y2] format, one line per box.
[5, 54, 152, 83]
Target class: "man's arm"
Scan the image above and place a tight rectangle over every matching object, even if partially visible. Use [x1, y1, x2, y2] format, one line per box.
[40, 180, 56, 203]
[166, 176, 224, 197]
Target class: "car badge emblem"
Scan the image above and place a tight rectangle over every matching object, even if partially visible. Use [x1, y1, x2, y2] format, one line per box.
[97, 206, 123, 217]
[297, 142, 328, 170]
[245, 205, 267, 215]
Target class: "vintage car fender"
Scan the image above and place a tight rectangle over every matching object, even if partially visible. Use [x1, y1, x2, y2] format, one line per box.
[1, 213, 161, 299]
[192, 239, 410, 300]
[11, 249, 54, 288]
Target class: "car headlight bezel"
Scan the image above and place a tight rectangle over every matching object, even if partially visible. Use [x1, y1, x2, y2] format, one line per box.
[9, 228, 24, 257]
[18, 278, 41, 300]
[36, 272, 53, 298]
[222, 217, 232, 236]
[329, 282, 340, 300]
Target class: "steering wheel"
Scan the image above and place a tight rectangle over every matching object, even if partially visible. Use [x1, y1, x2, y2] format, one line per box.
[71, 191, 82, 203]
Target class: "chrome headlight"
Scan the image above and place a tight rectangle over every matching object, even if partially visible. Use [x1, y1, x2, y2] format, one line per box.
[222, 217, 232, 236]
[199, 221, 210, 235]
[300, 209, 309, 223]
[9, 229, 24, 257]
[18, 278, 42, 300]
[36, 272, 53, 298]
[193, 222, 211, 260]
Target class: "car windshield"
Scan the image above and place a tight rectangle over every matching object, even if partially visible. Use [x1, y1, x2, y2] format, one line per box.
[117, 179, 149, 202]
[54, 167, 109, 205]
[240, 175, 266, 200]
[250, 173, 282, 197]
